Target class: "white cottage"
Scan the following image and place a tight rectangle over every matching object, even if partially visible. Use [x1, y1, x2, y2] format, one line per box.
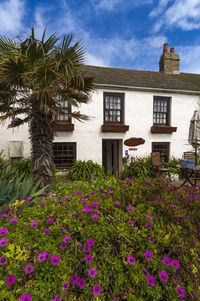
[1, 43, 200, 174]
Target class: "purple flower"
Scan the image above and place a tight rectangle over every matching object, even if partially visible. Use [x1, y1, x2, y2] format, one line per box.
[88, 267, 97, 278]
[44, 251, 51, 260]
[63, 236, 70, 244]
[0, 237, 8, 247]
[47, 218, 54, 224]
[148, 236, 155, 243]
[92, 214, 99, 220]
[37, 251, 50, 262]
[60, 242, 67, 249]
[87, 238, 95, 247]
[83, 244, 90, 253]
[76, 190, 82, 194]
[171, 259, 180, 270]
[176, 285, 185, 298]
[30, 221, 38, 228]
[6, 275, 16, 286]
[123, 184, 129, 187]
[145, 222, 152, 228]
[162, 257, 171, 266]
[40, 201, 46, 206]
[51, 255, 60, 265]
[62, 281, 69, 290]
[78, 278, 86, 289]
[19, 292, 32, 301]
[1, 213, 8, 218]
[115, 201, 121, 206]
[0, 227, 8, 236]
[126, 206, 133, 211]
[146, 215, 153, 221]
[159, 270, 168, 282]
[51, 296, 62, 301]
[60, 227, 65, 232]
[129, 220, 134, 226]
[85, 254, 93, 263]
[91, 191, 96, 194]
[9, 217, 18, 223]
[144, 251, 153, 260]
[24, 264, 34, 275]
[127, 255, 135, 265]
[43, 228, 50, 234]
[0, 256, 7, 265]
[71, 274, 78, 284]
[72, 211, 76, 215]
[93, 284, 102, 295]
[146, 274, 155, 286]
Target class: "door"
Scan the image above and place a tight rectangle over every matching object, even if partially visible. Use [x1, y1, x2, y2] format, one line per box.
[102, 139, 122, 175]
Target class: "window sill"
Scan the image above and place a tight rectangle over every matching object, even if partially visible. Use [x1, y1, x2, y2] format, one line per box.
[151, 125, 177, 134]
[54, 123, 74, 131]
[101, 124, 129, 132]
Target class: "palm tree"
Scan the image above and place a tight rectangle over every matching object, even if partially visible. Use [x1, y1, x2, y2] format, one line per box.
[0, 28, 94, 189]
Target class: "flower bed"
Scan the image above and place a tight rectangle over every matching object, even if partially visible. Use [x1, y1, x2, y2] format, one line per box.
[0, 177, 199, 300]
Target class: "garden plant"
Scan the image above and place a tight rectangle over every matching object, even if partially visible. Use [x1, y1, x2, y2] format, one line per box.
[0, 176, 199, 300]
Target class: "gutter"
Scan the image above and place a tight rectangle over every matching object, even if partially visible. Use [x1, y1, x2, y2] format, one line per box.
[94, 83, 200, 96]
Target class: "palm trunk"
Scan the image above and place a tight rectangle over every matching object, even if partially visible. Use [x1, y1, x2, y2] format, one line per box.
[29, 103, 54, 190]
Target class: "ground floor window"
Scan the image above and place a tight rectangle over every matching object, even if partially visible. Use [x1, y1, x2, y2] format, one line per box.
[152, 142, 170, 163]
[53, 142, 76, 169]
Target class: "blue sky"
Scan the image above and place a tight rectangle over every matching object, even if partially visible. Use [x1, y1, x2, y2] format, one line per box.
[1, 0, 200, 73]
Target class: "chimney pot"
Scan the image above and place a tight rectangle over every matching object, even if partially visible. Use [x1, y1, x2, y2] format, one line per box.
[170, 48, 174, 53]
[163, 43, 168, 53]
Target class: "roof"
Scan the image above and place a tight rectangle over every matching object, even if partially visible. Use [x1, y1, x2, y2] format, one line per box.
[83, 65, 200, 93]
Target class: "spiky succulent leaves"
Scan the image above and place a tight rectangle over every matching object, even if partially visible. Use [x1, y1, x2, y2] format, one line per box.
[0, 28, 94, 188]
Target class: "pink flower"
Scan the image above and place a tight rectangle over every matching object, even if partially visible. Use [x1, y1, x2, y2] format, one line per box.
[85, 254, 93, 263]
[88, 267, 97, 278]
[176, 285, 185, 298]
[63, 236, 71, 243]
[78, 278, 86, 289]
[43, 228, 50, 234]
[93, 284, 102, 295]
[47, 218, 54, 224]
[115, 201, 121, 206]
[145, 222, 152, 228]
[0, 227, 8, 236]
[71, 274, 78, 284]
[127, 255, 135, 265]
[19, 292, 32, 301]
[30, 221, 38, 228]
[159, 270, 168, 282]
[62, 281, 69, 290]
[87, 238, 95, 247]
[92, 214, 99, 220]
[171, 259, 180, 270]
[162, 257, 171, 266]
[51, 255, 60, 265]
[9, 217, 18, 223]
[6, 275, 16, 286]
[126, 206, 133, 211]
[144, 251, 153, 260]
[146, 274, 155, 286]
[146, 215, 153, 221]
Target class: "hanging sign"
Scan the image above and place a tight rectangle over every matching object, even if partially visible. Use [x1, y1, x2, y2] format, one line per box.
[124, 137, 145, 147]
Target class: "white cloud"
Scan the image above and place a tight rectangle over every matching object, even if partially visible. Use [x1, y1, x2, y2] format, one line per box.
[91, 0, 153, 11]
[149, 0, 171, 18]
[179, 45, 200, 73]
[151, 0, 200, 32]
[0, 0, 25, 34]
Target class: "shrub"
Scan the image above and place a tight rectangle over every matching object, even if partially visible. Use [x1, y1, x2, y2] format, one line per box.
[68, 160, 105, 181]
[11, 158, 33, 178]
[120, 156, 155, 179]
[0, 176, 199, 300]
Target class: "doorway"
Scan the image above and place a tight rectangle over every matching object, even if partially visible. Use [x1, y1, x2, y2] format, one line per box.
[102, 139, 122, 175]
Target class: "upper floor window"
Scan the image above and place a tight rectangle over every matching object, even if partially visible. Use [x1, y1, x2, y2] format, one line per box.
[55, 100, 71, 123]
[153, 96, 170, 125]
[104, 93, 124, 124]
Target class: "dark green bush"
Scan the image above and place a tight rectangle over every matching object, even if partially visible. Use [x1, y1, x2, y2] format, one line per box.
[68, 160, 105, 181]
[11, 157, 33, 178]
[120, 155, 155, 179]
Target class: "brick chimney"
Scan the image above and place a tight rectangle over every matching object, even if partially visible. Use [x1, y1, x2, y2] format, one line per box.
[159, 43, 180, 74]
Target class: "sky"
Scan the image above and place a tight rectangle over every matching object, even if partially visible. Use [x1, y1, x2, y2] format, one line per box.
[1, 0, 200, 73]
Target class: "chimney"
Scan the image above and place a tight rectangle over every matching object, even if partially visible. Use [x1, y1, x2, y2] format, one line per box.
[159, 44, 180, 74]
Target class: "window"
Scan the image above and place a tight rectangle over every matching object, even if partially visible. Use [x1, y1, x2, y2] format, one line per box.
[55, 100, 71, 123]
[153, 96, 170, 125]
[152, 142, 170, 163]
[104, 93, 124, 124]
[53, 142, 76, 169]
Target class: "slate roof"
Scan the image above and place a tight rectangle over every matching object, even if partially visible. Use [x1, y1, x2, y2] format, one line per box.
[83, 65, 200, 92]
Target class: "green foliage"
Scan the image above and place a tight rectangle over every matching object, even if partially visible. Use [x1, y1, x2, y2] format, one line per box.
[0, 177, 199, 300]
[11, 158, 33, 178]
[68, 160, 105, 181]
[0, 175, 48, 206]
[120, 156, 155, 179]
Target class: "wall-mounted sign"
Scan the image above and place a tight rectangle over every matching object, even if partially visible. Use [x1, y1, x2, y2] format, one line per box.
[124, 137, 145, 147]
[125, 150, 128, 156]
[129, 148, 137, 151]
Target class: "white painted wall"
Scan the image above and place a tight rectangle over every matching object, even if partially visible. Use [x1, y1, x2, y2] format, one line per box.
[0, 88, 199, 163]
